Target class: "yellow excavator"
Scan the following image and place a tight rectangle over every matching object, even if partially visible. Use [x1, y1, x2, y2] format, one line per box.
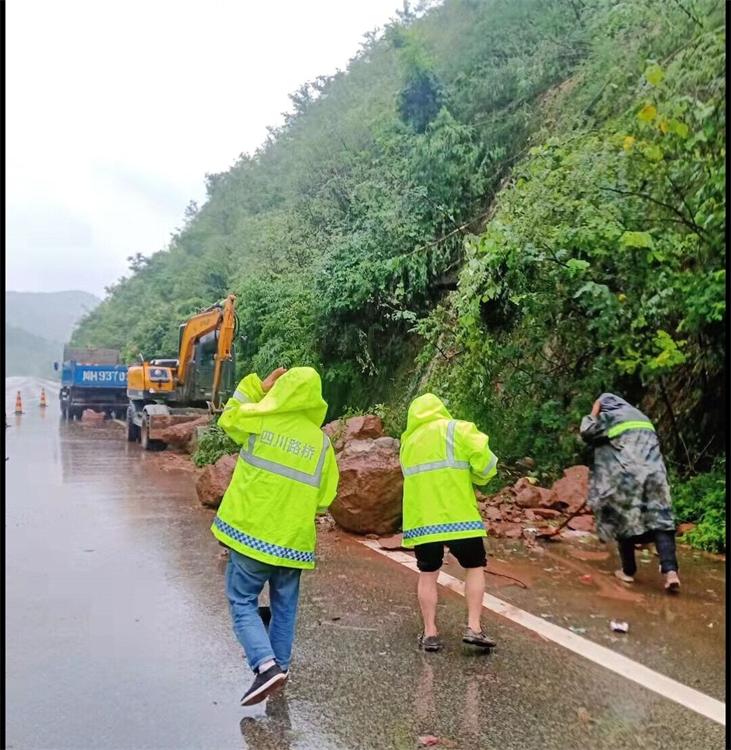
[126, 294, 238, 449]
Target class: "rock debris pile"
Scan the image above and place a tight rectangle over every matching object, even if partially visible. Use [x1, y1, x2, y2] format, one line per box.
[477, 465, 594, 540]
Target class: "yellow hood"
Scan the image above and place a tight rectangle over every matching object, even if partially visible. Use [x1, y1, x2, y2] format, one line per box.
[257, 367, 328, 426]
[403, 393, 452, 438]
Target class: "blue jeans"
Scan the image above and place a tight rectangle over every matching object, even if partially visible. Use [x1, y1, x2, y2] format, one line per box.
[225, 549, 302, 673]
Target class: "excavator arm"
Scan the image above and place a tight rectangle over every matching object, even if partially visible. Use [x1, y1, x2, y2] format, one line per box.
[176, 295, 237, 404]
[210, 295, 237, 407]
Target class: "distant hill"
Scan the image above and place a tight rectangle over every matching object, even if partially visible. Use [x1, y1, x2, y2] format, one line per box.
[5, 325, 66, 378]
[4, 290, 101, 378]
[6, 290, 100, 342]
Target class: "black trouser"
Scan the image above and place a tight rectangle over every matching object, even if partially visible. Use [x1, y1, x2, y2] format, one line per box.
[617, 530, 678, 576]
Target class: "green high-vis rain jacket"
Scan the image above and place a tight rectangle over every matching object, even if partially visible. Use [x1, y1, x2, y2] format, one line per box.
[211, 367, 339, 569]
[400, 394, 497, 547]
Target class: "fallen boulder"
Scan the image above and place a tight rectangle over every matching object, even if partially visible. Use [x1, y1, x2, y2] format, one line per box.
[196, 454, 237, 509]
[514, 478, 554, 509]
[157, 415, 211, 451]
[329, 436, 403, 535]
[343, 415, 384, 442]
[548, 465, 589, 513]
[322, 420, 344, 451]
[323, 414, 384, 453]
[567, 514, 596, 532]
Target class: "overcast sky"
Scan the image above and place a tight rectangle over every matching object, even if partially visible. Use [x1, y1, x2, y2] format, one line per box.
[6, 0, 406, 298]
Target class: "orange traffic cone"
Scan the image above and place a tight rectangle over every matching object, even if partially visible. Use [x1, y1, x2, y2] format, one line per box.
[14, 391, 24, 415]
[40, 388, 48, 408]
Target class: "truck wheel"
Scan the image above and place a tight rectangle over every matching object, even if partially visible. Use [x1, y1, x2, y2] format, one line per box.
[140, 417, 165, 451]
[127, 415, 140, 443]
[140, 420, 150, 450]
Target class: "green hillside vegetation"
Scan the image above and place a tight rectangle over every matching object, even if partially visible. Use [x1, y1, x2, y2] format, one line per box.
[6, 290, 101, 378]
[73, 0, 726, 551]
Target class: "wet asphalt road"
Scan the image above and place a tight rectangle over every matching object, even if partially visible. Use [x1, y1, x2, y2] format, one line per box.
[5, 377, 727, 749]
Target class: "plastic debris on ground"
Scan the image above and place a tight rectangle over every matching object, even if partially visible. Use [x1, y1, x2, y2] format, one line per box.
[568, 626, 587, 634]
[577, 707, 594, 725]
[418, 738, 439, 748]
[610, 620, 629, 633]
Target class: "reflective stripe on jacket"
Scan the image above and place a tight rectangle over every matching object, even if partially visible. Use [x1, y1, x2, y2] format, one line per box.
[580, 394, 656, 444]
[400, 394, 497, 547]
[211, 367, 339, 569]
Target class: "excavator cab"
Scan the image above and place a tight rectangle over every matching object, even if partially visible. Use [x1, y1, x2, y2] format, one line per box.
[179, 330, 236, 405]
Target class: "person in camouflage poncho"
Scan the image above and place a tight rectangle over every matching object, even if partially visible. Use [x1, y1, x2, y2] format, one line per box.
[580, 393, 680, 593]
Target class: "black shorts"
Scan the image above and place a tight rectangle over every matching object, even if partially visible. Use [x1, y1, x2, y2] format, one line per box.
[414, 537, 487, 572]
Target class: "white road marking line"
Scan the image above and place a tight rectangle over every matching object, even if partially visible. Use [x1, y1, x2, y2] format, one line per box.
[361, 540, 726, 726]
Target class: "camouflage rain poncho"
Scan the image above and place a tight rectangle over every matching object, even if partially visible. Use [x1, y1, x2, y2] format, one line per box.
[580, 393, 675, 542]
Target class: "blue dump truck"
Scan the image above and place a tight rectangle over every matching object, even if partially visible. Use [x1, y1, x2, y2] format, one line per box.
[54, 346, 129, 420]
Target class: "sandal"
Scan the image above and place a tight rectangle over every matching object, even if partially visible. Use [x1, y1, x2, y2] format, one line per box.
[462, 628, 496, 648]
[418, 633, 443, 652]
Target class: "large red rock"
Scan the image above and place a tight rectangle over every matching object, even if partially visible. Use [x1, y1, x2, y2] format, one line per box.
[323, 415, 384, 452]
[548, 465, 589, 513]
[343, 415, 383, 442]
[513, 478, 554, 508]
[329, 436, 403, 535]
[322, 420, 344, 450]
[196, 454, 237, 509]
[158, 415, 210, 450]
[567, 514, 595, 532]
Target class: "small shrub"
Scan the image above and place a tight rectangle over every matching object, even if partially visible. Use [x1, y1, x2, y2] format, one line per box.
[193, 422, 238, 467]
[671, 459, 726, 553]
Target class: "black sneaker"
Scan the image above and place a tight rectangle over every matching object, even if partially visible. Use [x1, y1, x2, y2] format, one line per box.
[462, 628, 496, 648]
[417, 633, 443, 652]
[240, 664, 287, 706]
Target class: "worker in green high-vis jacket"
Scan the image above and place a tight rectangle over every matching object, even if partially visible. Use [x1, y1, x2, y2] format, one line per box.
[213, 366, 339, 706]
[400, 393, 499, 653]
